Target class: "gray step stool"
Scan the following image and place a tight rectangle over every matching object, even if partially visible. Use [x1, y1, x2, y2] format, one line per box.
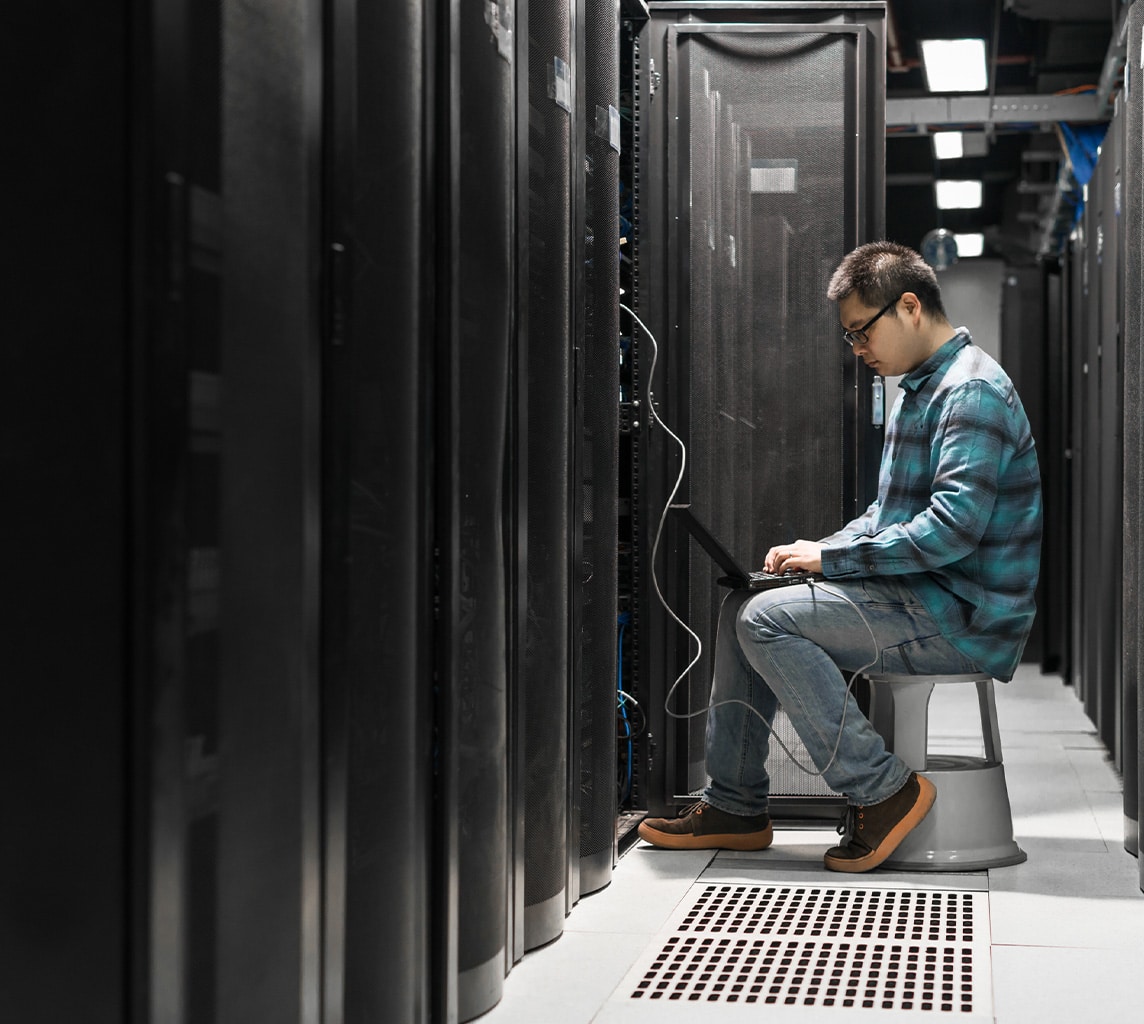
[866, 671, 1026, 871]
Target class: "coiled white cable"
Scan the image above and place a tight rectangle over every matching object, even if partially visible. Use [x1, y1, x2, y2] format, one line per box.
[621, 302, 881, 778]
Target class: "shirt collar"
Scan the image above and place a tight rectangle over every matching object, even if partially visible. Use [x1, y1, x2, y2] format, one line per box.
[899, 328, 972, 393]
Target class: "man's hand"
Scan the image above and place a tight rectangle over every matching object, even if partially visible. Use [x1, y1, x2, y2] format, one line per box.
[764, 539, 824, 575]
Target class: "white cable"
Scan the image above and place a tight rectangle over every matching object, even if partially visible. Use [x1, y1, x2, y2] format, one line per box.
[619, 302, 704, 694]
[621, 303, 884, 779]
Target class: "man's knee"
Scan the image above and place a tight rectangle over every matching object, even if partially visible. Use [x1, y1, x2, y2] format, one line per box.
[736, 591, 798, 646]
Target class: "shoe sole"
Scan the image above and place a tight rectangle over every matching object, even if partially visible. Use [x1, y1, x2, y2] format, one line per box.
[637, 821, 774, 852]
[823, 775, 937, 873]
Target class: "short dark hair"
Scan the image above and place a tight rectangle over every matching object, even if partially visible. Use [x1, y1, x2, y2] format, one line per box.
[827, 240, 947, 320]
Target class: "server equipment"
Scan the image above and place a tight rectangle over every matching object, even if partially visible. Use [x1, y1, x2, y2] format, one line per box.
[576, 0, 624, 898]
[521, 0, 575, 954]
[634, 2, 886, 819]
[1122, 0, 1143, 875]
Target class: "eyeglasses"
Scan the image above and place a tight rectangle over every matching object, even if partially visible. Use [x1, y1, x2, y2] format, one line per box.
[842, 295, 902, 348]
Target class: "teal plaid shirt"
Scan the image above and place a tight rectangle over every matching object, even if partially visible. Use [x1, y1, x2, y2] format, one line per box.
[820, 330, 1043, 681]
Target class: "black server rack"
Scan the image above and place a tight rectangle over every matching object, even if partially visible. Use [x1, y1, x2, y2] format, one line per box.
[618, 1, 652, 842]
[576, 0, 623, 898]
[8, 6, 134, 1021]
[1040, 259, 1071, 679]
[522, 0, 575, 953]
[635, 2, 885, 818]
[1079, 187, 1102, 726]
[1097, 104, 1124, 768]
[1068, 224, 1088, 701]
[1123, 0, 1143, 874]
[321, 0, 436, 1020]
[442, 3, 517, 1018]
[1000, 268, 1047, 669]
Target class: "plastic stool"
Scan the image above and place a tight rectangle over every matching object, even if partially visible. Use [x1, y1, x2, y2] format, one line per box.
[866, 671, 1026, 871]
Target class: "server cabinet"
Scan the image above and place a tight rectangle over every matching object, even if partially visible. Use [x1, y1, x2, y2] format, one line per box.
[637, 3, 885, 816]
[1122, 0, 1143, 873]
[1000, 268, 1047, 669]
[7, 6, 132, 1022]
[1078, 185, 1103, 727]
[440, 2, 518, 1018]
[1068, 225, 1088, 701]
[576, 0, 623, 898]
[1040, 259, 1071, 679]
[521, 0, 575, 954]
[321, 0, 435, 1020]
[1096, 106, 1124, 768]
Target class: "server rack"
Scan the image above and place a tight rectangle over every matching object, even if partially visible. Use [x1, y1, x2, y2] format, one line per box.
[576, 0, 623, 898]
[618, 0, 653, 844]
[1122, 0, 1143, 875]
[520, 0, 576, 955]
[1096, 102, 1124, 769]
[633, 2, 886, 819]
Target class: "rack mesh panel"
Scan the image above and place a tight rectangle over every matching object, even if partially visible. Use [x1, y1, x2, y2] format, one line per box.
[578, 0, 622, 892]
[523, 0, 573, 949]
[679, 30, 856, 796]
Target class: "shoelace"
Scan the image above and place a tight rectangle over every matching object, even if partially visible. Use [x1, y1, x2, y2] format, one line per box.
[836, 804, 865, 838]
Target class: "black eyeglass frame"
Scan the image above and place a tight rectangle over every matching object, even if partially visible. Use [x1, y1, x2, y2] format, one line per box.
[842, 294, 902, 348]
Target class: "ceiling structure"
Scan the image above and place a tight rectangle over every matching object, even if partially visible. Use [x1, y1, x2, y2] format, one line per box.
[884, 0, 1126, 262]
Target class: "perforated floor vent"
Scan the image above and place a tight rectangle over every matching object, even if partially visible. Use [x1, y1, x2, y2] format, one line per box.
[606, 883, 992, 1022]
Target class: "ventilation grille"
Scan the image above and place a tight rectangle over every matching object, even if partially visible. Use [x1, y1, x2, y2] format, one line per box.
[619, 883, 991, 1019]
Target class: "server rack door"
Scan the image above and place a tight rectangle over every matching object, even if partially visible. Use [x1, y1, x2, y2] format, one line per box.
[1123, 0, 1144, 871]
[1068, 232, 1088, 700]
[522, 0, 574, 953]
[576, 0, 623, 898]
[441, 1, 517, 1019]
[321, 0, 434, 1020]
[639, 4, 885, 817]
[1080, 192, 1102, 724]
[999, 268, 1046, 668]
[1096, 108, 1124, 767]
[1040, 261, 1070, 678]
[214, 3, 324, 1019]
[7, 6, 131, 1022]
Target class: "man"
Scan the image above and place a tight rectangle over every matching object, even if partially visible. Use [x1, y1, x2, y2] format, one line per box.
[639, 241, 1042, 872]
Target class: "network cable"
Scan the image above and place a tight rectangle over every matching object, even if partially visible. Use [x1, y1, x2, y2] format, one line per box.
[619, 301, 881, 779]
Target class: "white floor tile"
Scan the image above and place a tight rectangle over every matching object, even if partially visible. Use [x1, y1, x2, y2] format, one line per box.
[564, 848, 715, 935]
[480, 930, 650, 1024]
[478, 669, 1142, 1024]
[989, 890, 1144, 947]
[991, 945, 1144, 1024]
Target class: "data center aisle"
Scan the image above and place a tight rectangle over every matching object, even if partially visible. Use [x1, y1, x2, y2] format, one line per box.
[480, 665, 1144, 1023]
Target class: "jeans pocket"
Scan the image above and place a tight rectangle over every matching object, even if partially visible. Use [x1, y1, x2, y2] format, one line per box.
[881, 634, 981, 675]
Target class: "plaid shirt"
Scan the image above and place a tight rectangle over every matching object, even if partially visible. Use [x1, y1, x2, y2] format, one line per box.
[820, 330, 1043, 680]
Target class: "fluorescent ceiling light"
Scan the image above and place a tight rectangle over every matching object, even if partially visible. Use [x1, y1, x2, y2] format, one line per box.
[933, 132, 964, 160]
[935, 179, 983, 209]
[920, 39, 988, 93]
[953, 233, 985, 257]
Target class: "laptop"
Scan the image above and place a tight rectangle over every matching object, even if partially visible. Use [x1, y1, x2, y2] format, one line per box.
[670, 504, 823, 591]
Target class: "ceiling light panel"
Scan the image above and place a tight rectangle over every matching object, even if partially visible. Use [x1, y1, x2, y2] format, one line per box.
[953, 233, 985, 257]
[920, 39, 988, 93]
[933, 132, 964, 160]
[935, 179, 983, 209]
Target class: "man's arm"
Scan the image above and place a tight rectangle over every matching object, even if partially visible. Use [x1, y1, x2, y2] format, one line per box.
[820, 381, 1017, 578]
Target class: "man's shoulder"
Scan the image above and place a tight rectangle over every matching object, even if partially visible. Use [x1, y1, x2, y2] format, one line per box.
[939, 343, 1014, 398]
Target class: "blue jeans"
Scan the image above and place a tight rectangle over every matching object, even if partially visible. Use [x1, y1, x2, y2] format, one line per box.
[702, 576, 982, 815]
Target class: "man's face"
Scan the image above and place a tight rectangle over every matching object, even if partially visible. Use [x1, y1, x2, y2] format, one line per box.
[838, 292, 924, 377]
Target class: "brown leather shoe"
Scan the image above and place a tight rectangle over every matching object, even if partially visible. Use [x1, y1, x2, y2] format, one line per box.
[824, 772, 936, 873]
[637, 801, 773, 851]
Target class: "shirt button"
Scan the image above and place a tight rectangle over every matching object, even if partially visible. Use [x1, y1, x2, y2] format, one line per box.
[866, 563, 876, 571]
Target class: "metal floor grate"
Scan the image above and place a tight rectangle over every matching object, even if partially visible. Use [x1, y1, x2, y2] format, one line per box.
[617, 883, 991, 1019]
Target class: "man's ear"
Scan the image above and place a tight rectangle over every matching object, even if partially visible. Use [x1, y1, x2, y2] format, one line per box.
[900, 291, 922, 325]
